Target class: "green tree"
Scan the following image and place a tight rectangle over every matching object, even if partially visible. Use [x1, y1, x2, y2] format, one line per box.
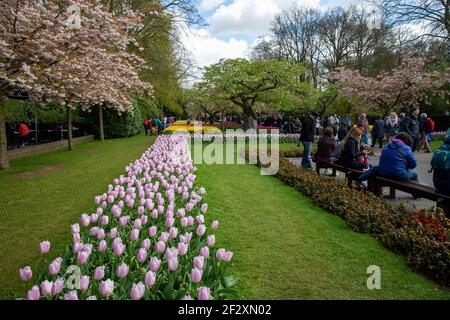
[201, 59, 316, 129]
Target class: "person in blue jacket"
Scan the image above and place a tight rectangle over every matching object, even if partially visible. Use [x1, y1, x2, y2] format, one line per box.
[378, 132, 418, 181]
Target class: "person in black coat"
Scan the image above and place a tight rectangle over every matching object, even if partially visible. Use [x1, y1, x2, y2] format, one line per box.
[300, 114, 315, 169]
[337, 127, 366, 170]
[371, 115, 385, 149]
[399, 107, 420, 152]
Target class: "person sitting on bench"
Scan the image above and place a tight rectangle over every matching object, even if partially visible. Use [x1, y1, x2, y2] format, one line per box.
[432, 137, 450, 215]
[336, 127, 367, 170]
[315, 127, 336, 165]
[377, 132, 418, 182]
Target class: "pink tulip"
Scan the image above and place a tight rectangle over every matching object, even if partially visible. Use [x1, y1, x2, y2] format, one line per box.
[186, 202, 194, 212]
[165, 247, 178, 260]
[71, 224, 80, 234]
[138, 206, 145, 215]
[102, 193, 108, 201]
[96, 207, 103, 215]
[141, 215, 148, 225]
[119, 216, 129, 226]
[113, 242, 126, 256]
[191, 268, 203, 283]
[73, 242, 83, 253]
[187, 216, 195, 226]
[159, 232, 170, 243]
[72, 233, 81, 244]
[98, 240, 107, 253]
[94, 196, 101, 205]
[149, 257, 161, 272]
[19, 266, 32, 281]
[180, 217, 189, 228]
[168, 258, 179, 271]
[198, 187, 206, 196]
[102, 201, 107, 209]
[134, 219, 142, 229]
[182, 295, 194, 300]
[40, 241, 50, 254]
[141, 239, 151, 249]
[200, 246, 210, 259]
[211, 220, 219, 230]
[207, 235, 216, 246]
[116, 263, 129, 278]
[130, 228, 140, 241]
[198, 286, 210, 301]
[51, 278, 64, 296]
[193, 256, 204, 270]
[101, 215, 109, 226]
[80, 214, 90, 227]
[151, 209, 159, 219]
[148, 226, 157, 237]
[40, 280, 53, 296]
[177, 242, 188, 256]
[144, 271, 156, 287]
[224, 251, 234, 262]
[97, 228, 105, 240]
[155, 241, 166, 253]
[108, 195, 115, 204]
[90, 213, 99, 223]
[80, 275, 90, 292]
[177, 208, 186, 218]
[64, 291, 78, 300]
[94, 266, 105, 280]
[130, 282, 146, 300]
[196, 224, 206, 236]
[109, 228, 118, 239]
[137, 248, 148, 263]
[48, 262, 61, 275]
[82, 244, 93, 255]
[89, 227, 99, 237]
[86, 295, 97, 300]
[27, 285, 40, 300]
[200, 203, 208, 214]
[99, 279, 114, 297]
[77, 251, 89, 265]
[196, 215, 205, 224]
[169, 227, 178, 239]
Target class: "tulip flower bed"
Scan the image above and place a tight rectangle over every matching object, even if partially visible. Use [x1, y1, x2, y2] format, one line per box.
[19, 135, 235, 300]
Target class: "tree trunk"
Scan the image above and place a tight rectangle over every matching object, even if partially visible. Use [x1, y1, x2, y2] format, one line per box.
[0, 95, 9, 169]
[98, 105, 104, 142]
[242, 103, 255, 131]
[67, 108, 73, 151]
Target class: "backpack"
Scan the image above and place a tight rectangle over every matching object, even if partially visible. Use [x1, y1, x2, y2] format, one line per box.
[431, 144, 450, 171]
[426, 117, 435, 132]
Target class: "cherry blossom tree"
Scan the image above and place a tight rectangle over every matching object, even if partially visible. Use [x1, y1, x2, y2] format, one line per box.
[0, 0, 152, 168]
[331, 55, 450, 115]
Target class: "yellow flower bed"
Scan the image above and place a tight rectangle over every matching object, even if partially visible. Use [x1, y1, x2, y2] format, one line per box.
[164, 124, 222, 134]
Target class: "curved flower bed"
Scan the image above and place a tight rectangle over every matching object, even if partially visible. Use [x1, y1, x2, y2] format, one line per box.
[19, 135, 234, 300]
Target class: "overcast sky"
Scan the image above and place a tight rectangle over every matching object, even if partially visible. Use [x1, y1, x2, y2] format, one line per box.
[180, 0, 365, 70]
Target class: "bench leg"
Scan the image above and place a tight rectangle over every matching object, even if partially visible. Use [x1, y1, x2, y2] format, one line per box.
[332, 169, 336, 177]
[389, 187, 396, 199]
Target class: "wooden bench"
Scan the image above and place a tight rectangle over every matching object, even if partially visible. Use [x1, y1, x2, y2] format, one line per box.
[316, 162, 363, 187]
[368, 176, 450, 202]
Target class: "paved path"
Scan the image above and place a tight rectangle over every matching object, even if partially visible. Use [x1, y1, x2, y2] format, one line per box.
[291, 147, 436, 211]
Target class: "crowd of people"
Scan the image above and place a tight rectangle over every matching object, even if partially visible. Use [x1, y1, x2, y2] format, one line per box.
[143, 115, 175, 135]
[296, 107, 449, 210]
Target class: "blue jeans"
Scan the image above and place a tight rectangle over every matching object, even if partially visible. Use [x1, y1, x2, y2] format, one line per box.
[363, 133, 369, 145]
[301, 141, 313, 168]
[396, 170, 419, 182]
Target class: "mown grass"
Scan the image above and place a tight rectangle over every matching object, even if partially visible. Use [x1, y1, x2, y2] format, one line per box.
[196, 152, 450, 299]
[0, 134, 154, 299]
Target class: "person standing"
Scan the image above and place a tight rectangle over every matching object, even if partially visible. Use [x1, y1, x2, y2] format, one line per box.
[18, 122, 30, 147]
[343, 113, 352, 132]
[418, 113, 433, 153]
[385, 112, 399, 141]
[300, 113, 315, 169]
[358, 114, 370, 145]
[371, 115, 385, 149]
[399, 107, 420, 152]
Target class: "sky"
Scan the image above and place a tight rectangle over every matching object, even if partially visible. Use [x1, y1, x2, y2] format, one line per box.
[180, 0, 365, 70]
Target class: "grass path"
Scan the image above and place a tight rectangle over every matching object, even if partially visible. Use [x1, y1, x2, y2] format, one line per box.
[196, 158, 450, 299]
[0, 135, 154, 299]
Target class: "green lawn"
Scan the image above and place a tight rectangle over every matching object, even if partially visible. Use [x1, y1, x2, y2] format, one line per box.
[196, 156, 450, 299]
[0, 134, 155, 299]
